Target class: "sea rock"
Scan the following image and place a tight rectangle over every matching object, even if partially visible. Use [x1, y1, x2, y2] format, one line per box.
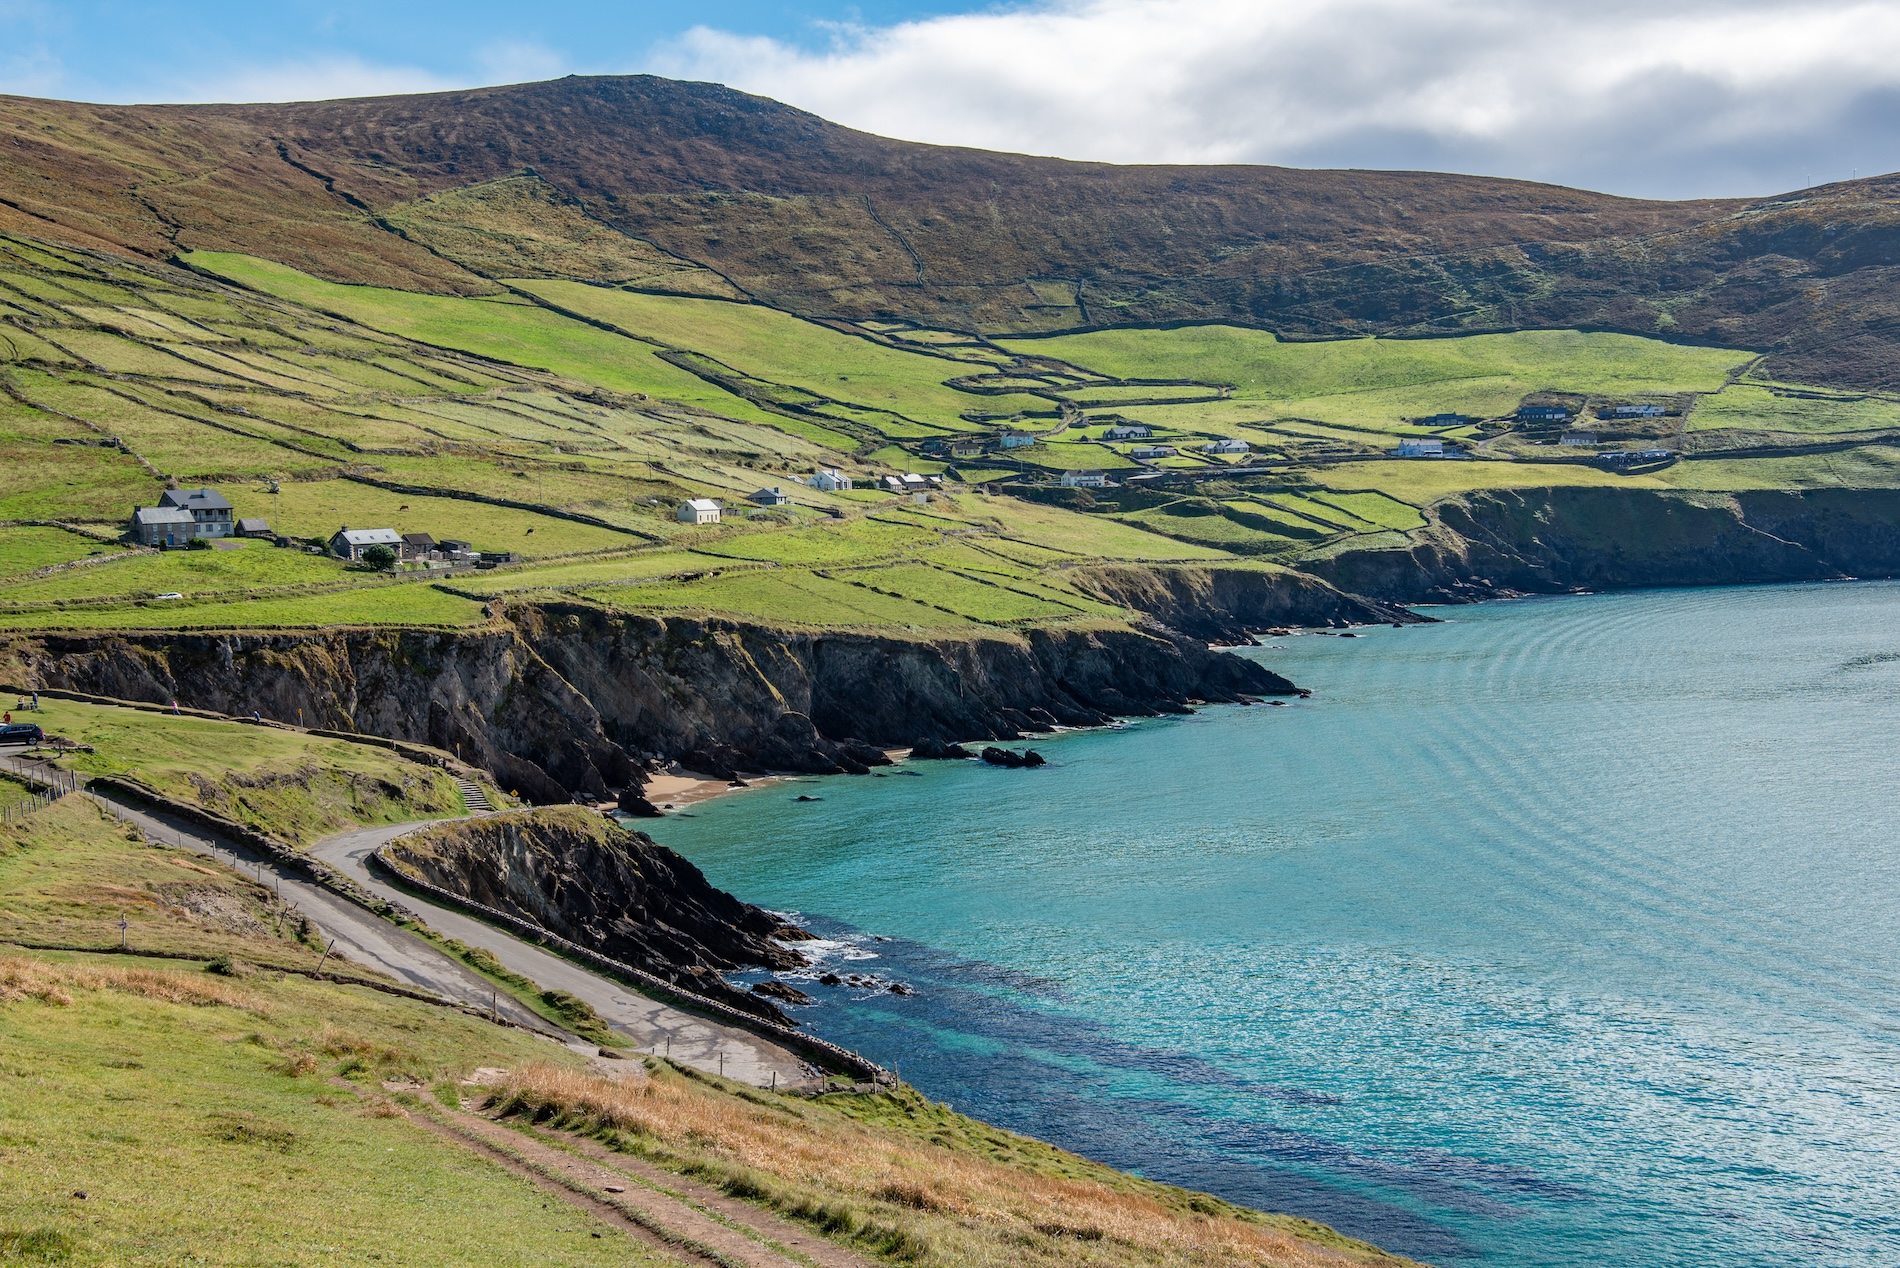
[818, 972, 843, 985]
[980, 747, 1046, 768]
[616, 787, 662, 817]
[751, 979, 816, 1005]
[908, 737, 973, 760]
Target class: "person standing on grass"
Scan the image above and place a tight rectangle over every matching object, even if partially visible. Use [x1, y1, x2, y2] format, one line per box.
[170, 699, 180, 715]
[253, 710, 262, 724]
[29, 692, 37, 711]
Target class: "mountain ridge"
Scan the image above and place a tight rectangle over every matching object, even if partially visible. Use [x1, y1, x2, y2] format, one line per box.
[11, 73, 1899, 386]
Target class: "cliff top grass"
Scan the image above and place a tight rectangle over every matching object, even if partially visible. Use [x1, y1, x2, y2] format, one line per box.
[0, 697, 474, 844]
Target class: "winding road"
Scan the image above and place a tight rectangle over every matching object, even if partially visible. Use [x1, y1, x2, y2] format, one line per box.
[16, 750, 815, 1089]
[311, 821, 815, 1090]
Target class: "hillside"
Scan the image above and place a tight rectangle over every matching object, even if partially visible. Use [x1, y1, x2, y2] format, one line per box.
[2, 75, 1900, 386]
[0, 788, 1412, 1267]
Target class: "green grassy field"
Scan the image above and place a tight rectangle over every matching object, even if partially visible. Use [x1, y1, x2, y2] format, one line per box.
[1008, 326, 1749, 410]
[516, 282, 1050, 432]
[0, 582, 483, 633]
[10, 698, 473, 843]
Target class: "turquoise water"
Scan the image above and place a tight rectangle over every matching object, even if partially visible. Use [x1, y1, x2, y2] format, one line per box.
[651, 582, 1900, 1266]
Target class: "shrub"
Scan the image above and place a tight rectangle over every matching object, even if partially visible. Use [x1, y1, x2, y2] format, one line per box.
[361, 544, 397, 570]
[186, 537, 212, 551]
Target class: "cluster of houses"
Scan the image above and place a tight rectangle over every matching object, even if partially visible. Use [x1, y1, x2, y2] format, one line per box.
[129, 489, 270, 547]
[1598, 448, 1675, 467]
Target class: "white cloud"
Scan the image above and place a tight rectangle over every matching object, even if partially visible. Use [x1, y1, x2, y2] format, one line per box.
[157, 55, 461, 106]
[648, 0, 1900, 198]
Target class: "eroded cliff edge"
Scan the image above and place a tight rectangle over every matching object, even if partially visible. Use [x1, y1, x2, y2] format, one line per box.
[0, 564, 1359, 804]
[380, 807, 805, 1021]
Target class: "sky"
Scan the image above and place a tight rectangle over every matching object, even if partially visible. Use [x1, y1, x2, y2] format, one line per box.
[3, 0, 1898, 201]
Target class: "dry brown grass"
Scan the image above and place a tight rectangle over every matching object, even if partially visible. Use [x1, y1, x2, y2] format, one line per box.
[0, 949, 264, 1012]
[491, 1063, 1409, 1268]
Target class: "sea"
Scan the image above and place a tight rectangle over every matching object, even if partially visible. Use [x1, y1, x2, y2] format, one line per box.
[649, 581, 1900, 1267]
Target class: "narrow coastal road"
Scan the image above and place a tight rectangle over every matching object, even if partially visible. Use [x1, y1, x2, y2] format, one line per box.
[311, 821, 816, 1090]
[51, 783, 560, 1036]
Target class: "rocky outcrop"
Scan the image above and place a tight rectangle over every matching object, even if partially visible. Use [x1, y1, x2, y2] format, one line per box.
[1064, 563, 1414, 641]
[0, 603, 1294, 805]
[380, 807, 807, 1020]
[1301, 485, 1900, 602]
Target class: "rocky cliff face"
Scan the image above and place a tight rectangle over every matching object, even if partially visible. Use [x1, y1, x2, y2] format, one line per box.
[1063, 564, 1415, 641]
[0, 596, 1299, 805]
[381, 807, 805, 1020]
[1303, 485, 1900, 601]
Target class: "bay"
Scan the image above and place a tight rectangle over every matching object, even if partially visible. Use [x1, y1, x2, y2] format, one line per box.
[651, 582, 1900, 1266]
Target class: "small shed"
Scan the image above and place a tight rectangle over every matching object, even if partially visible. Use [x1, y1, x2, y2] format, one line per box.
[236, 518, 272, 538]
[677, 499, 722, 525]
[329, 527, 403, 560]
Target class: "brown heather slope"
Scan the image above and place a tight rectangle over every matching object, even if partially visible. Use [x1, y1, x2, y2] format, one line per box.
[4, 74, 1900, 384]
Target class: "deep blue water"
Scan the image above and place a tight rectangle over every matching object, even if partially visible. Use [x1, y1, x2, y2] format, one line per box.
[651, 582, 1900, 1267]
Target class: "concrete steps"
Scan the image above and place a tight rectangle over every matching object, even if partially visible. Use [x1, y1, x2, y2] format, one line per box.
[454, 776, 494, 814]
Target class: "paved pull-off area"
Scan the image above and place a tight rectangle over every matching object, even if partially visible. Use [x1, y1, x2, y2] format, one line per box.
[311, 821, 815, 1090]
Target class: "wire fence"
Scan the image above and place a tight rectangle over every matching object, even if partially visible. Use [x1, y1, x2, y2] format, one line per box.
[0, 757, 80, 823]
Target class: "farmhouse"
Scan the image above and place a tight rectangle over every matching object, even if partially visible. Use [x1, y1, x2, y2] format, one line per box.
[159, 488, 235, 537]
[676, 498, 722, 525]
[329, 527, 403, 560]
[1060, 470, 1110, 488]
[1201, 438, 1250, 454]
[1103, 424, 1151, 440]
[130, 506, 197, 547]
[1519, 405, 1570, 423]
[1416, 413, 1471, 425]
[997, 430, 1036, 449]
[1604, 403, 1667, 418]
[1131, 445, 1177, 459]
[748, 486, 791, 506]
[401, 532, 438, 559]
[1560, 432, 1599, 446]
[807, 468, 852, 492]
[1395, 438, 1448, 457]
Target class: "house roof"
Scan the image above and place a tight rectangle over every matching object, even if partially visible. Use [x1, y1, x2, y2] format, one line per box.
[681, 498, 721, 512]
[160, 488, 233, 511]
[133, 506, 196, 526]
[237, 518, 271, 532]
[332, 527, 403, 546]
[402, 532, 437, 547]
[748, 487, 787, 501]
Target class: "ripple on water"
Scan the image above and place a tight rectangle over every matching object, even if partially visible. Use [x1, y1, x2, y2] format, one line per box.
[659, 583, 1900, 1268]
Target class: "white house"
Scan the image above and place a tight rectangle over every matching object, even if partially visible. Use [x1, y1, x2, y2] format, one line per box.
[1395, 438, 1446, 457]
[329, 527, 404, 560]
[1606, 404, 1666, 418]
[1202, 438, 1250, 454]
[676, 499, 722, 525]
[901, 473, 929, 493]
[1060, 470, 1109, 488]
[748, 487, 791, 507]
[997, 431, 1036, 449]
[1130, 445, 1176, 459]
[808, 468, 852, 492]
[130, 506, 198, 547]
[1103, 424, 1151, 441]
[1560, 432, 1599, 447]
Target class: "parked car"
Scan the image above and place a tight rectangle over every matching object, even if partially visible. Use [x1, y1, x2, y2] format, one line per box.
[0, 723, 44, 745]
